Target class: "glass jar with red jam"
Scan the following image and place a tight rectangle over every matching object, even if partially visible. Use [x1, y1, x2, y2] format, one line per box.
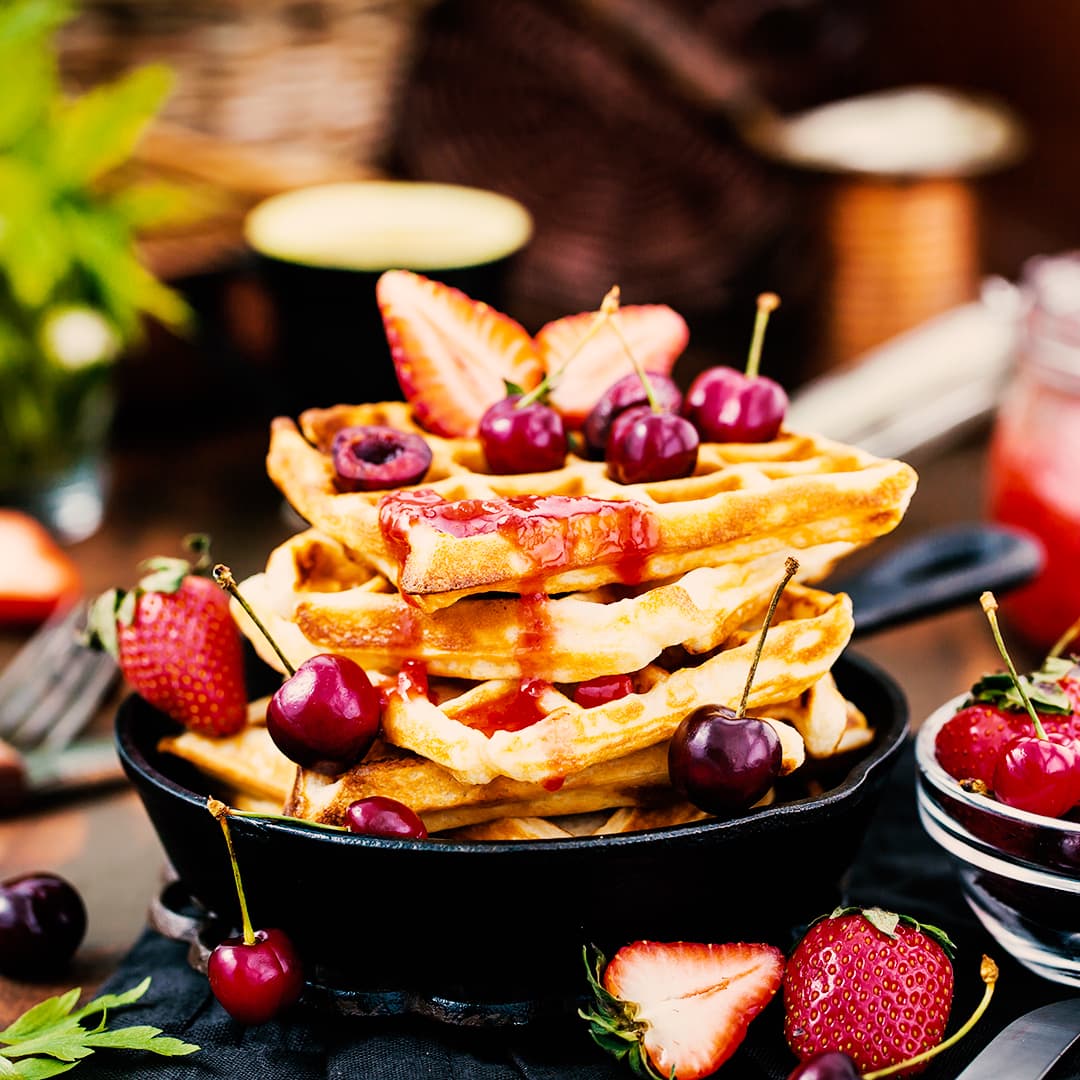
[987, 252, 1080, 650]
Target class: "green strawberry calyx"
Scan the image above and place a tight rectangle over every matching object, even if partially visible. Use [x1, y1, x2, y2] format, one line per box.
[966, 655, 1073, 715]
[818, 906, 957, 958]
[578, 945, 670, 1080]
[82, 534, 214, 660]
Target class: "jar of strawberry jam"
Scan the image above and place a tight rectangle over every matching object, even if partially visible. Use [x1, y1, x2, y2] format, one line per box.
[987, 252, 1080, 649]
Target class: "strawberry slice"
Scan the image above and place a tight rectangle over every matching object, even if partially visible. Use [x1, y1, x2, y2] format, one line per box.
[582, 940, 784, 1080]
[536, 303, 689, 428]
[0, 510, 81, 625]
[376, 269, 543, 437]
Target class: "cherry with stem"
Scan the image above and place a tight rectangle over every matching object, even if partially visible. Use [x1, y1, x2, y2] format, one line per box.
[668, 556, 799, 814]
[214, 564, 381, 775]
[982, 591, 1080, 817]
[206, 798, 304, 1025]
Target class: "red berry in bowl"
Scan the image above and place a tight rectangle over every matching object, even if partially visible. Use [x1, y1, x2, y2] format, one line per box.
[934, 703, 1029, 787]
[605, 406, 698, 484]
[331, 425, 432, 491]
[0, 872, 86, 976]
[581, 371, 683, 459]
[992, 732, 1080, 817]
[683, 292, 787, 444]
[479, 395, 567, 474]
[208, 927, 304, 1026]
[267, 654, 381, 775]
[345, 796, 428, 839]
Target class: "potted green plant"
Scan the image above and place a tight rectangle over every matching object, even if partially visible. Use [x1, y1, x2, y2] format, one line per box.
[0, 0, 191, 542]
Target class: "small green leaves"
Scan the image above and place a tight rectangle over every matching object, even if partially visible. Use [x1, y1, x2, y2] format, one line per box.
[0, 978, 198, 1076]
[968, 655, 1074, 716]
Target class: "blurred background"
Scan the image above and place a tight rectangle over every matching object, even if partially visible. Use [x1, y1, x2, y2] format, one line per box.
[39, 0, 1080, 436]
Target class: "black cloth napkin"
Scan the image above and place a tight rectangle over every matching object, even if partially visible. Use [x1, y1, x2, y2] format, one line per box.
[76, 740, 1080, 1080]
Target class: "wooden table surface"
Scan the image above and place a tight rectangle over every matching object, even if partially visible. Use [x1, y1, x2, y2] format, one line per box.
[0, 415, 1033, 1026]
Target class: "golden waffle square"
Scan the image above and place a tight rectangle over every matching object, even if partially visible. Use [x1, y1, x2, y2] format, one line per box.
[234, 526, 853, 682]
[266, 401, 917, 610]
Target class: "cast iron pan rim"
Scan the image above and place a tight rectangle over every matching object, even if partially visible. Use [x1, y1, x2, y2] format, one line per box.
[115, 648, 907, 855]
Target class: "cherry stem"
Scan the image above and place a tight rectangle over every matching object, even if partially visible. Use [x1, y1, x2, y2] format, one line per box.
[227, 806, 347, 834]
[208, 798, 256, 947]
[1047, 611, 1080, 660]
[737, 556, 799, 717]
[604, 294, 662, 413]
[981, 591, 1048, 740]
[516, 286, 621, 408]
[212, 563, 296, 678]
[745, 292, 780, 379]
[862, 955, 999, 1079]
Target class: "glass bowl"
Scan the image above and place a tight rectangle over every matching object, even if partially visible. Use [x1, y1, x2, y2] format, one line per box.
[915, 696, 1080, 987]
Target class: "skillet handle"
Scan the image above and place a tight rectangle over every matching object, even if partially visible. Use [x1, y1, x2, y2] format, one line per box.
[829, 523, 1045, 638]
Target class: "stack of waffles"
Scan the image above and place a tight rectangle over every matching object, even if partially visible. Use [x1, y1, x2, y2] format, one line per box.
[162, 398, 918, 840]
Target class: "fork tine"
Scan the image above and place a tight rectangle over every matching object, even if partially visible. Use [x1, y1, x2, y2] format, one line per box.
[7, 645, 110, 748]
[0, 603, 88, 739]
[38, 651, 119, 752]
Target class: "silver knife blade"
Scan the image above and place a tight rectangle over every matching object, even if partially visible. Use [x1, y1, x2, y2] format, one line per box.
[955, 998, 1080, 1080]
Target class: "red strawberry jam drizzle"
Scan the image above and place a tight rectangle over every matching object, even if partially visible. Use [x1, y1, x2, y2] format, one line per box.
[460, 677, 550, 738]
[378, 489, 659, 580]
[382, 659, 432, 709]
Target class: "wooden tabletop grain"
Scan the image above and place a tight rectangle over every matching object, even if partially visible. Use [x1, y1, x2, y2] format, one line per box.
[0, 417, 1021, 1026]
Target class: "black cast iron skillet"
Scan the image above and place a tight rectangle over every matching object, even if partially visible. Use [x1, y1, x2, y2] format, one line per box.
[116, 523, 1043, 1026]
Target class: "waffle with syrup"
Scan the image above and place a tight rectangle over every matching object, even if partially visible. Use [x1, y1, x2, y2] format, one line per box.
[266, 401, 917, 612]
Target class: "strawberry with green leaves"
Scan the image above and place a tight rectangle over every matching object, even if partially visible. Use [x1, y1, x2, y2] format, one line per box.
[581, 940, 784, 1079]
[783, 907, 955, 1077]
[85, 535, 247, 736]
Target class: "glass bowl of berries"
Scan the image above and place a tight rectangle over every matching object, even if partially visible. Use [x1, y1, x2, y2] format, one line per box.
[914, 593, 1080, 988]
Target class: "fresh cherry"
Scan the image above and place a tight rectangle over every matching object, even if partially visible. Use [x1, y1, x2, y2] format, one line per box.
[573, 673, 634, 708]
[669, 557, 799, 814]
[345, 796, 428, 839]
[208, 927, 304, 1026]
[787, 1051, 859, 1080]
[669, 704, 781, 814]
[206, 799, 303, 1025]
[479, 395, 567, 474]
[993, 732, 1080, 817]
[267, 654, 382, 775]
[582, 371, 683, 459]
[979, 591, 1080, 818]
[0, 872, 86, 976]
[934, 703, 1029, 788]
[605, 405, 699, 484]
[331, 425, 432, 491]
[683, 292, 787, 443]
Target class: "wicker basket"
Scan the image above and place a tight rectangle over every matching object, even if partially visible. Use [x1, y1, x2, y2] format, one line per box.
[57, 0, 438, 172]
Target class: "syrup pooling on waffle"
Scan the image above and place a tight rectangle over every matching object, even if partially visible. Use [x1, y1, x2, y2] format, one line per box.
[267, 402, 917, 610]
[234, 527, 853, 682]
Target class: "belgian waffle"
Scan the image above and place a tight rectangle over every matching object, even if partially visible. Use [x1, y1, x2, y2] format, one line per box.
[235, 527, 852, 682]
[267, 401, 917, 611]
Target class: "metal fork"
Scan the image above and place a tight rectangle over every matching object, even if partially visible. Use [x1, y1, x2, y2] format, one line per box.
[0, 602, 122, 809]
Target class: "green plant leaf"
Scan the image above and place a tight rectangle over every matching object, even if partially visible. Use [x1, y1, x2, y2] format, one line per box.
[10, 1058, 78, 1079]
[0, 0, 73, 48]
[80, 1028, 197, 1057]
[0, 48, 55, 149]
[106, 180, 202, 231]
[0, 990, 79, 1044]
[50, 63, 174, 187]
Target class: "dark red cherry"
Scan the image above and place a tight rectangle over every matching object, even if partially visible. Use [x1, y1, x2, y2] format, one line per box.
[573, 673, 634, 708]
[0, 872, 86, 976]
[208, 927, 304, 1025]
[992, 732, 1080, 817]
[668, 704, 782, 814]
[479, 395, 567, 474]
[267, 654, 381, 774]
[683, 366, 788, 444]
[345, 796, 428, 839]
[606, 406, 699, 484]
[787, 1051, 860, 1080]
[582, 372, 683, 458]
[332, 425, 432, 491]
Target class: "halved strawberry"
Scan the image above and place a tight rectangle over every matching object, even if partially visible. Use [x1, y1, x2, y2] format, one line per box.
[376, 269, 543, 437]
[581, 940, 784, 1080]
[537, 303, 689, 428]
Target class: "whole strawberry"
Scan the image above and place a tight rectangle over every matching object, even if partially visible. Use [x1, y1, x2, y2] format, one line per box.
[86, 535, 247, 736]
[783, 907, 954, 1078]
